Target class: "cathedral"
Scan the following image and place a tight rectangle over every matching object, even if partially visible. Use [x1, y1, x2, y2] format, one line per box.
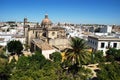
[24, 15, 69, 58]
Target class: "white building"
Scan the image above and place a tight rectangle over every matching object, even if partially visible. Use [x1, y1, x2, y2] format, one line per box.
[0, 38, 6, 46]
[89, 25, 112, 35]
[0, 34, 25, 47]
[88, 35, 120, 56]
[100, 25, 112, 33]
[12, 35, 25, 44]
[0, 35, 12, 46]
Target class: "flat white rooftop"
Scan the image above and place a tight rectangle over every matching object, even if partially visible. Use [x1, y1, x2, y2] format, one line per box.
[88, 35, 120, 41]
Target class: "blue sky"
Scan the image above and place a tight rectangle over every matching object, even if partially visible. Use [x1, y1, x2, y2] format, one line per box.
[0, 0, 120, 25]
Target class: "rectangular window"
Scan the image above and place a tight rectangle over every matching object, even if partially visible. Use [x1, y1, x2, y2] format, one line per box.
[101, 43, 105, 48]
[113, 43, 117, 48]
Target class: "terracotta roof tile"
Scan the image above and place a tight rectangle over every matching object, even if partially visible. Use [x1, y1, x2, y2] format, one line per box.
[32, 39, 54, 50]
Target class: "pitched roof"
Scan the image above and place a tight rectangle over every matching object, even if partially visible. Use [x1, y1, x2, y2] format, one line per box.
[32, 39, 54, 50]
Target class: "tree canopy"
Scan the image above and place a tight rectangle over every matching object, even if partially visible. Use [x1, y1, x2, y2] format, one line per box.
[50, 52, 62, 62]
[97, 62, 120, 80]
[106, 48, 120, 61]
[7, 40, 23, 55]
[0, 50, 93, 80]
[91, 50, 106, 64]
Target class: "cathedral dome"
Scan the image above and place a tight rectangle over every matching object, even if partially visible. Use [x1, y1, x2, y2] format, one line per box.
[41, 14, 52, 27]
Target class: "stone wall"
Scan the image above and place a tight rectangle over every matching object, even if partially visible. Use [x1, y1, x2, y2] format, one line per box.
[49, 38, 69, 50]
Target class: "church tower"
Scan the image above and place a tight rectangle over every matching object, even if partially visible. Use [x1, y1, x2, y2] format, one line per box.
[24, 18, 27, 26]
[24, 18, 29, 44]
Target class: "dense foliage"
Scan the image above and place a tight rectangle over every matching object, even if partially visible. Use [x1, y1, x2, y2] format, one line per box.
[50, 52, 62, 62]
[7, 40, 23, 55]
[97, 62, 120, 80]
[106, 48, 120, 61]
[91, 51, 106, 64]
[0, 51, 93, 80]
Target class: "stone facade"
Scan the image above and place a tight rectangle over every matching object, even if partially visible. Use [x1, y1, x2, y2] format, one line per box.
[24, 15, 66, 46]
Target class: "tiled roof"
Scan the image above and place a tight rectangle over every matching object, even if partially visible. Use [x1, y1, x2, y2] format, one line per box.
[32, 39, 54, 50]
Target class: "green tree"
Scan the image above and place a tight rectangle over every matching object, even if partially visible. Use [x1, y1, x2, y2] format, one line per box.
[50, 52, 62, 62]
[106, 48, 117, 56]
[9, 51, 45, 80]
[0, 57, 12, 80]
[97, 62, 120, 80]
[7, 40, 23, 55]
[106, 48, 120, 61]
[64, 37, 90, 73]
[7, 50, 93, 80]
[115, 49, 120, 61]
[92, 50, 106, 63]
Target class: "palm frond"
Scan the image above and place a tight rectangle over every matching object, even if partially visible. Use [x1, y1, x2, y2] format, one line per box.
[63, 37, 90, 67]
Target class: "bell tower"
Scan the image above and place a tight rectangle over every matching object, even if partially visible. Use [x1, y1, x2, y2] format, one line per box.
[24, 18, 29, 44]
[24, 18, 27, 26]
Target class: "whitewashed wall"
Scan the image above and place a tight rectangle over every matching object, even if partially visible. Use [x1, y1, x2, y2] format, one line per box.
[42, 49, 56, 59]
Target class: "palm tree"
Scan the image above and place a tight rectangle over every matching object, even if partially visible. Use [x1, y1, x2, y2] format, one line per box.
[63, 37, 90, 73]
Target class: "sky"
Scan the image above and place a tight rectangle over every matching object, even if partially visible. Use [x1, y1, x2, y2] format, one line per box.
[0, 0, 120, 25]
